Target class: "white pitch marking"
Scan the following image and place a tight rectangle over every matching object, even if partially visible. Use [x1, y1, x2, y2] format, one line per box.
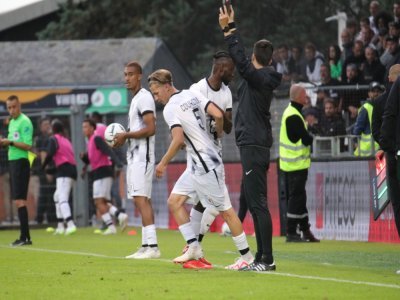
[1, 245, 399, 289]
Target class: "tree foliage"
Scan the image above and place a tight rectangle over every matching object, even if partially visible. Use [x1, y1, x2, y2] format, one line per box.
[37, 0, 395, 80]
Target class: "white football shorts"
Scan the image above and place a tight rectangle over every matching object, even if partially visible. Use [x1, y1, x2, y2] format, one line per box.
[127, 161, 154, 198]
[93, 177, 113, 200]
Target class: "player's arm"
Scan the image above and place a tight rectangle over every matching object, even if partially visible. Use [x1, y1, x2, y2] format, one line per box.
[94, 136, 123, 168]
[156, 126, 185, 178]
[206, 102, 224, 138]
[223, 109, 232, 134]
[42, 137, 57, 169]
[113, 112, 155, 147]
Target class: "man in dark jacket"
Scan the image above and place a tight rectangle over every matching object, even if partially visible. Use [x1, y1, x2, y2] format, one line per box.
[375, 64, 400, 241]
[219, 4, 282, 272]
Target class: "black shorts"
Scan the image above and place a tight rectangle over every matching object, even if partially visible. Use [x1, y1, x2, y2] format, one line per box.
[9, 158, 30, 200]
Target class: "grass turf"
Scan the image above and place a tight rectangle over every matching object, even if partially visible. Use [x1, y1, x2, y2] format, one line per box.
[0, 227, 399, 299]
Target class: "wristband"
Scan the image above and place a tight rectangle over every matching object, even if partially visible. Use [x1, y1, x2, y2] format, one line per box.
[228, 22, 236, 29]
[10, 141, 14, 146]
[222, 26, 230, 33]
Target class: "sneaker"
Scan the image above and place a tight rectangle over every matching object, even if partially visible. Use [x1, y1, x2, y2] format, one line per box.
[54, 228, 65, 235]
[126, 247, 148, 259]
[11, 239, 32, 246]
[225, 256, 253, 270]
[183, 259, 212, 269]
[302, 229, 320, 242]
[118, 213, 128, 231]
[239, 261, 276, 272]
[134, 247, 161, 259]
[396, 269, 400, 275]
[102, 227, 117, 235]
[65, 226, 77, 236]
[286, 233, 306, 242]
[173, 244, 203, 264]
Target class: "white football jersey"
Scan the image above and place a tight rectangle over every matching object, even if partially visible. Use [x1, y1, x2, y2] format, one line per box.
[163, 89, 222, 175]
[190, 78, 232, 154]
[127, 88, 155, 164]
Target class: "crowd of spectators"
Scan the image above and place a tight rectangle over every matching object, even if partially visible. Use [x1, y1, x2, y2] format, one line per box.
[273, 1, 397, 154]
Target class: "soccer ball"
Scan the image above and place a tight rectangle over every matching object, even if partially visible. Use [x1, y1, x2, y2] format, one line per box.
[104, 123, 126, 147]
[220, 222, 231, 236]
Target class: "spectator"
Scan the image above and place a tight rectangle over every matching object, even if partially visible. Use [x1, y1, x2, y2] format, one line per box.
[369, 1, 380, 34]
[341, 40, 366, 82]
[361, 46, 386, 84]
[34, 117, 56, 225]
[303, 107, 321, 135]
[341, 29, 354, 61]
[385, 35, 400, 75]
[353, 81, 384, 156]
[328, 44, 342, 80]
[290, 46, 307, 82]
[388, 21, 400, 38]
[377, 28, 388, 58]
[374, 11, 393, 33]
[276, 44, 295, 83]
[346, 18, 358, 42]
[356, 17, 377, 46]
[394, 1, 400, 22]
[304, 42, 324, 84]
[342, 63, 367, 121]
[320, 98, 346, 137]
[317, 63, 340, 110]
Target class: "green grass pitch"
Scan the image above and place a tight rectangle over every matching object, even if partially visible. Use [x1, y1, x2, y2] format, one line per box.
[0, 227, 399, 299]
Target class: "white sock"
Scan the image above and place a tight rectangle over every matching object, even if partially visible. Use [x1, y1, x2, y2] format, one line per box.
[232, 232, 252, 260]
[200, 207, 219, 235]
[108, 205, 118, 217]
[101, 212, 113, 227]
[179, 222, 198, 246]
[190, 208, 203, 238]
[59, 201, 72, 220]
[141, 227, 148, 246]
[57, 222, 64, 230]
[144, 224, 158, 246]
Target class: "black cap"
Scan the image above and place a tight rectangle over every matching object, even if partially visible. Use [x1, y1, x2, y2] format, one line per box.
[369, 81, 385, 92]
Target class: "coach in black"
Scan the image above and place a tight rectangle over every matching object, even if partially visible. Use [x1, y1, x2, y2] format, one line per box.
[219, 4, 282, 271]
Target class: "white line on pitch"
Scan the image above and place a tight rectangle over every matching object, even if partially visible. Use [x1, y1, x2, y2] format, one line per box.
[2, 245, 399, 289]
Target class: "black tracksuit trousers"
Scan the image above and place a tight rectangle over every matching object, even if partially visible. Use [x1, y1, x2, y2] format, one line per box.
[239, 145, 273, 264]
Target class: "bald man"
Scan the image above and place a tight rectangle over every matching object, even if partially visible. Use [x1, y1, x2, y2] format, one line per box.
[279, 84, 319, 243]
[374, 64, 400, 240]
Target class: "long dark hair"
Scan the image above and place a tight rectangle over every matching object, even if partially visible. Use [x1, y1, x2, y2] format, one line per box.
[328, 44, 341, 64]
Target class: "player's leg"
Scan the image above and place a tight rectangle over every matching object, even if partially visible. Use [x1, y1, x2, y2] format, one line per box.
[126, 162, 159, 259]
[10, 159, 32, 246]
[59, 177, 76, 235]
[53, 180, 65, 235]
[239, 146, 275, 271]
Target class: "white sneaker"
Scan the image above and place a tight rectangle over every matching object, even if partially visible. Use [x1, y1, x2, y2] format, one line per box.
[135, 247, 161, 259]
[173, 244, 203, 263]
[396, 269, 400, 275]
[54, 227, 65, 235]
[225, 256, 254, 270]
[65, 225, 77, 236]
[126, 247, 148, 259]
[118, 213, 128, 231]
[102, 226, 117, 235]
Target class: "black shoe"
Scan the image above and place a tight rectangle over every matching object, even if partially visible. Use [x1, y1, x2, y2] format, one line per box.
[11, 239, 32, 247]
[302, 229, 320, 242]
[286, 233, 306, 242]
[239, 261, 276, 272]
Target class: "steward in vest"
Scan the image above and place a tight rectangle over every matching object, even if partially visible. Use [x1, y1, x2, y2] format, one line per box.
[353, 81, 384, 156]
[279, 84, 319, 243]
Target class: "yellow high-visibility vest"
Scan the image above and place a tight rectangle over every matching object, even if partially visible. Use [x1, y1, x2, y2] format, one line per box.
[279, 103, 311, 171]
[354, 102, 379, 157]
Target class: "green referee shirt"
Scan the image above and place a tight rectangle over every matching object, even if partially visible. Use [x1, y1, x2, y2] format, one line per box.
[7, 113, 33, 161]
